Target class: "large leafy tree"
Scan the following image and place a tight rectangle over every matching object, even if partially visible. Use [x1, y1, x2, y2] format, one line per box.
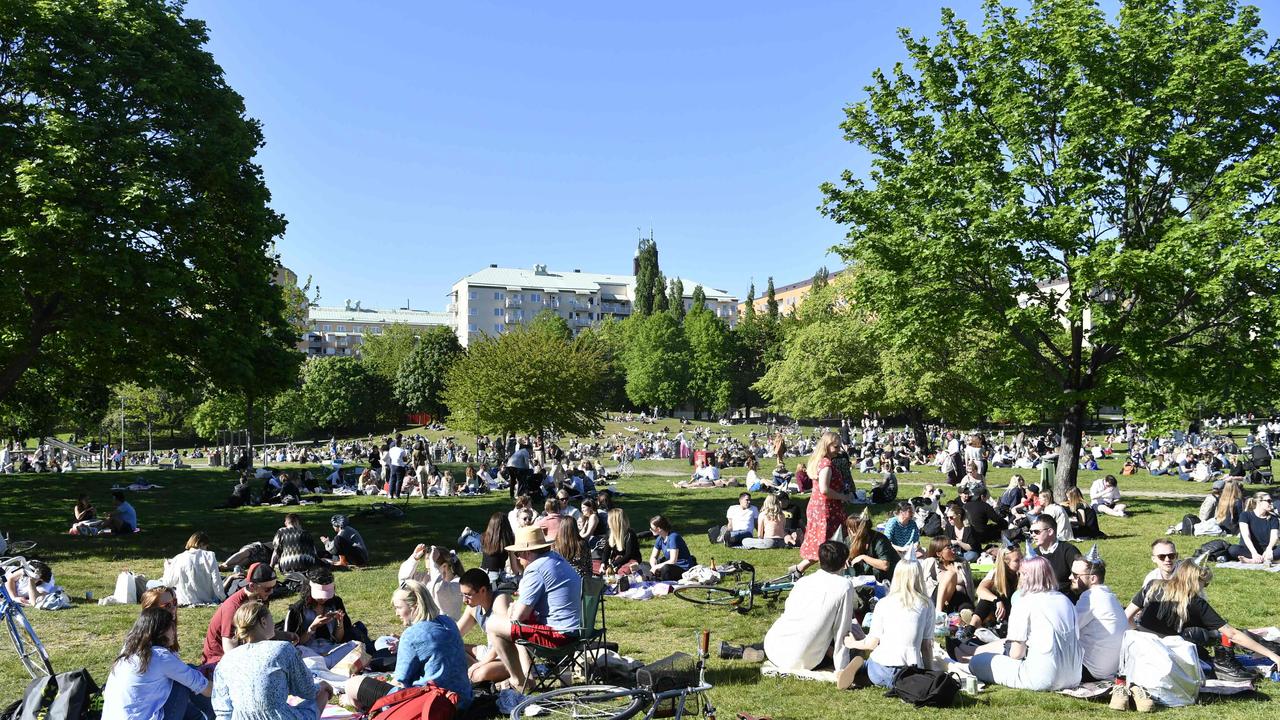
[442, 320, 608, 439]
[821, 0, 1280, 490]
[667, 278, 686, 323]
[683, 308, 734, 417]
[360, 324, 423, 386]
[622, 313, 689, 413]
[301, 356, 394, 434]
[632, 238, 661, 316]
[0, 0, 294, 417]
[394, 325, 464, 418]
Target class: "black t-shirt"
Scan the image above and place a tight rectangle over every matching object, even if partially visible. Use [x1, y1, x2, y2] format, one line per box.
[1239, 511, 1279, 550]
[849, 531, 897, 582]
[1132, 581, 1226, 637]
[1040, 542, 1082, 593]
[963, 500, 1005, 543]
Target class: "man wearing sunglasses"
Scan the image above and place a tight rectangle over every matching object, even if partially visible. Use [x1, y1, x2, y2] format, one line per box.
[1124, 539, 1182, 623]
[1029, 517, 1080, 595]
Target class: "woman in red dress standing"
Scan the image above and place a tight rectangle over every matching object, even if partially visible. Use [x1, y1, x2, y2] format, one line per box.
[794, 431, 852, 575]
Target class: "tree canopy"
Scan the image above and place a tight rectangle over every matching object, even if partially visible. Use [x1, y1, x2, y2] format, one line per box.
[394, 326, 464, 418]
[0, 0, 294, 417]
[443, 321, 609, 437]
[821, 0, 1280, 489]
[622, 313, 689, 412]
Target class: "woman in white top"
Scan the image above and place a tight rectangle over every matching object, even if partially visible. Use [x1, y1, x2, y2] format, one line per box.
[842, 557, 933, 688]
[1039, 489, 1075, 541]
[162, 532, 226, 606]
[968, 555, 1082, 691]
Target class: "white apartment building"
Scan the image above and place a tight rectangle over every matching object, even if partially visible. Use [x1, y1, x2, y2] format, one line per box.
[448, 264, 738, 346]
[301, 301, 451, 356]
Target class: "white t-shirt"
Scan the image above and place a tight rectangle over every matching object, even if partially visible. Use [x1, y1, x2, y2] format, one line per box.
[1002, 591, 1082, 691]
[1043, 503, 1074, 541]
[387, 445, 409, 468]
[726, 504, 759, 532]
[868, 595, 932, 669]
[1075, 585, 1126, 679]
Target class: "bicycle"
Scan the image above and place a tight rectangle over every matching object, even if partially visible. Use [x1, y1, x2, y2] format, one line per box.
[672, 561, 794, 613]
[509, 630, 717, 720]
[0, 552, 55, 678]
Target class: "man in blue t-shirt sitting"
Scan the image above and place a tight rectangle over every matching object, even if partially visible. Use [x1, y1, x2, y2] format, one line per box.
[107, 490, 137, 534]
[485, 526, 583, 691]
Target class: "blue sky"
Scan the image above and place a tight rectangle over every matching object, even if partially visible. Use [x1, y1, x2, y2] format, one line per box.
[187, 1, 1280, 310]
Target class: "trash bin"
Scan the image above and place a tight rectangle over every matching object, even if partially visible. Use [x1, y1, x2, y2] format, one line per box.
[1039, 455, 1058, 491]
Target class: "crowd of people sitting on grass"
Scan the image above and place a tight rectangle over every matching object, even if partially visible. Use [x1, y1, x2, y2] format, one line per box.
[12, 414, 1275, 719]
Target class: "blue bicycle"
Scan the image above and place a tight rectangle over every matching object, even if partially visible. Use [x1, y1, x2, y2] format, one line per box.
[1, 546, 55, 678]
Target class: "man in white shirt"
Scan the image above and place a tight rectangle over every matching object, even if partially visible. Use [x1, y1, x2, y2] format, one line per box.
[721, 493, 759, 547]
[762, 542, 858, 672]
[386, 441, 410, 499]
[1071, 552, 1125, 681]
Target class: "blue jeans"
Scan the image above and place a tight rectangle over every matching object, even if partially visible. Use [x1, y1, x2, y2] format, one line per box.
[388, 465, 405, 498]
[866, 659, 901, 688]
[460, 529, 483, 553]
[162, 681, 214, 720]
[726, 530, 752, 547]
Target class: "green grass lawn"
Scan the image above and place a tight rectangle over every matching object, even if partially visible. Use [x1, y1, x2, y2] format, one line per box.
[1, 457, 1277, 717]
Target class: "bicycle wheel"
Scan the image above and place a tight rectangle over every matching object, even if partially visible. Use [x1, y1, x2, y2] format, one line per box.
[672, 585, 743, 607]
[619, 462, 634, 479]
[2, 540, 36, 556]
[510, 684, 646, 720]
[7, 607, 53, 678]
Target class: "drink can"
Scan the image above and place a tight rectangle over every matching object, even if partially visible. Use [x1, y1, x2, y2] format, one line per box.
[964, 676, 979, 694]
[85, 590, 94, 601]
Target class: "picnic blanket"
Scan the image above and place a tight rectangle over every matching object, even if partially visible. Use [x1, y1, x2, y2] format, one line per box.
[760, 660, 837, 683]
[1214, 561, 1280, 572]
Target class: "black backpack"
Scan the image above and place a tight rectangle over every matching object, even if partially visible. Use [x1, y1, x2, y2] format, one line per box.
[884, 667, 961, 707]
[1, 669, 101, 720]
[1195, 539, 1232, 562]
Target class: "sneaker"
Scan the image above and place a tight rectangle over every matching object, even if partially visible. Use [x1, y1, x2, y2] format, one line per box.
[974, 628, 1002, 645]
[1131, 685, 1155, 713]
[1212, 646, 1255, 682]
[1109, 683, 1131, 711]
[836, 656, 864, 690]
[457, 526, 471, 546]
[954, 626, 975, 644]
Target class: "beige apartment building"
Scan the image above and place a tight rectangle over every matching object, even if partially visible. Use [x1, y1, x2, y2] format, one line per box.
[449, 264, 738, 346]
[300, 301, 451, 356]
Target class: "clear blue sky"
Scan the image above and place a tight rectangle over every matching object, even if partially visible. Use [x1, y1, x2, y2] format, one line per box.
[187, 1, 1280, 311]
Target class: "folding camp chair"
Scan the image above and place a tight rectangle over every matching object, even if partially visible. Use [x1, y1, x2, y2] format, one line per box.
[516, 575, 609, 692]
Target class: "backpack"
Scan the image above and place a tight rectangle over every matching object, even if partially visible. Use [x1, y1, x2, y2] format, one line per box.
[871, 475, 898, 504]
[1, 669, 101, 720]
[368, 684, 458, 720]
[884, 667, 961, 707]
[1194, 539, 1231, 562]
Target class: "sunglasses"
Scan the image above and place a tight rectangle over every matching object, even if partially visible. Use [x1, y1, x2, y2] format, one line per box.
[1030, 528, 1051, 535]
[1154, 552, 1179, 561]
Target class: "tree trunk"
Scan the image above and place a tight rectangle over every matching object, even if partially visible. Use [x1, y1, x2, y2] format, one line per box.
[903, 406, 931, 454]
[244, 393, 255, 464]
[1054, 400, 1088, 493]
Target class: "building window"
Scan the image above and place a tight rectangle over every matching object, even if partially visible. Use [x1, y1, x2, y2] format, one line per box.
[469, 308, 476, 316]
[372, 326, 382, 334]
[494, 291, 503, 300]
[469, 291, 477, 300]
[493, 323, 502, 333]
[469, 323, 477, 332]
[513, 293, 522, 301]
[530, 293, 541, 303]
[336, 325, 346, 332]
[493, 308, 502, 316]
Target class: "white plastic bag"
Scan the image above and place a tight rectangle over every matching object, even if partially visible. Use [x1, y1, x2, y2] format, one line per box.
[113, 571, 147, 604]
[1119, 630, 1203, 707]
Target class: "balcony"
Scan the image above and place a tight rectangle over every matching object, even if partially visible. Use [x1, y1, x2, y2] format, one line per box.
[505, 313, 524, 325]
[447, 302, 457, 314]
[505, 297, 523, 308]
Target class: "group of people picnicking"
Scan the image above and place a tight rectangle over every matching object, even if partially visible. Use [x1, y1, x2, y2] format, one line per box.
[33, 417, 1280, 719]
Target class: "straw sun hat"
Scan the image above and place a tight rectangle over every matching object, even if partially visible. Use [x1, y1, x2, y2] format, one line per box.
[505, 525, 554, 552]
